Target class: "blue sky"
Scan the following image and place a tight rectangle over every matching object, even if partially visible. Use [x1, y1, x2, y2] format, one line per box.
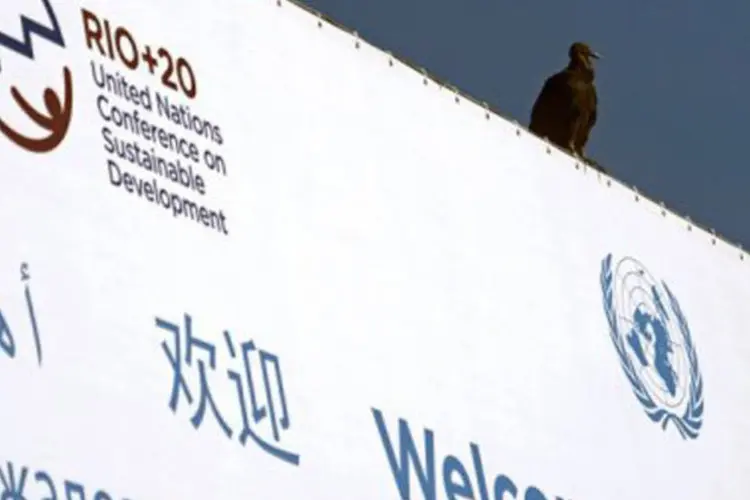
[300, 0, 750, 249]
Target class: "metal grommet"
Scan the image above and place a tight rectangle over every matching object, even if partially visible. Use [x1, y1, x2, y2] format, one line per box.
[515, 128, 520, 135]
[606, 179, 611, 187]
[545, 146, 551, 154]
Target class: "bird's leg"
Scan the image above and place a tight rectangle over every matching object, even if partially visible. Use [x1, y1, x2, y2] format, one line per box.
[568, 141, 580, 158]
[568, 141, 583, 161]
[569, 117, 582, 159]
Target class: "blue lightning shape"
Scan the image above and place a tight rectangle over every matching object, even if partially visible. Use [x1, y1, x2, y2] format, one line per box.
[0, 0, 65, 65]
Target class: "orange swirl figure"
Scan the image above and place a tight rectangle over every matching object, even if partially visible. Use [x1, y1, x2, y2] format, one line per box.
[0, 66, 73, 153]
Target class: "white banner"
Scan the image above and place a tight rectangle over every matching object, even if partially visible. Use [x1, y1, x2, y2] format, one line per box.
[0, 1, 748, 499]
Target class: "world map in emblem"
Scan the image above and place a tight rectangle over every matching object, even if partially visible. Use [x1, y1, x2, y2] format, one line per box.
[600, 253, 704, 439]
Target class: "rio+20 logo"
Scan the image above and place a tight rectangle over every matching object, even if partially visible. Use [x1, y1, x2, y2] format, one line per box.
[0, 0, 73, 154]
[600, 253, 704, 440]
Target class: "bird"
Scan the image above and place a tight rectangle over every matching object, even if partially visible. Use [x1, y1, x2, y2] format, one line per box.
[529, 42, 601, 167]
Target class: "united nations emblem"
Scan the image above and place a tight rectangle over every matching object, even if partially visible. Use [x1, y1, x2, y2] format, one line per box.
[600, 253, 704, 439]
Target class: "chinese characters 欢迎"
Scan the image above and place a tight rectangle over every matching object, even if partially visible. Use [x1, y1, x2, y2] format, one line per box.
[156, 313, 299, 466]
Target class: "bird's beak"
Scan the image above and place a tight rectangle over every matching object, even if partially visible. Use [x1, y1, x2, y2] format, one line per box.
[590, 51, 602, 60]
